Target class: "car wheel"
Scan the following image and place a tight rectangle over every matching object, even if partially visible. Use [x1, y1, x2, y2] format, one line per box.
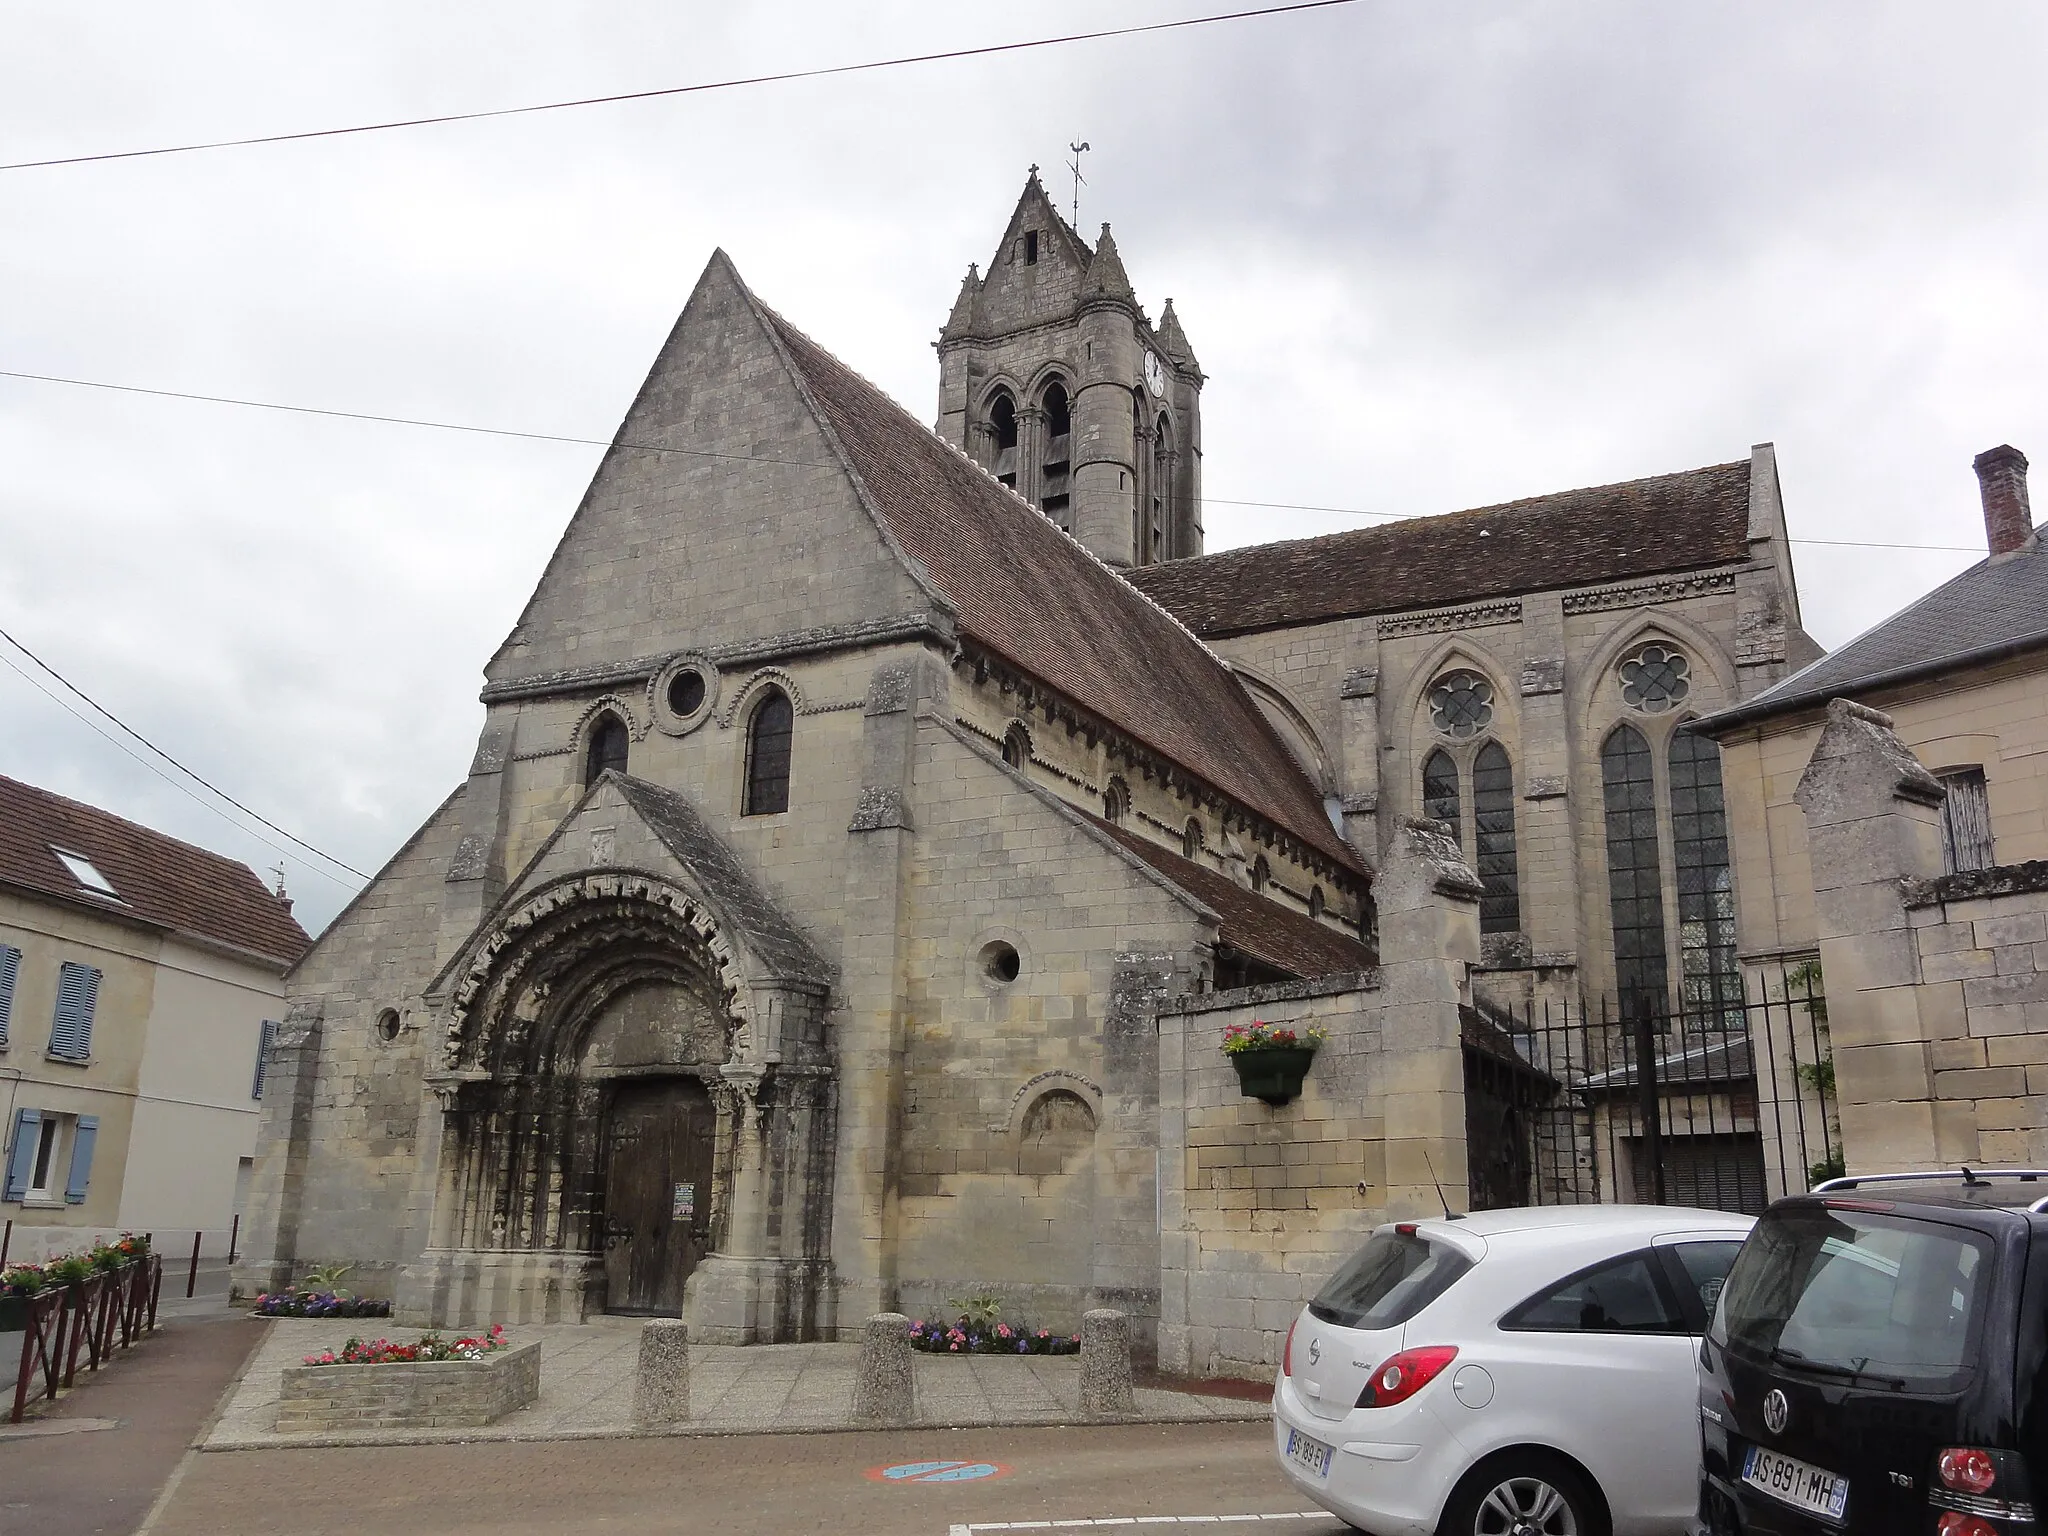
[1440, 1453, 1605, 1536]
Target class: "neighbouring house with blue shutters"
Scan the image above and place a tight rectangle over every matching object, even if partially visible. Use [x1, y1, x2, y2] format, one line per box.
[0, 774, 308, 1263]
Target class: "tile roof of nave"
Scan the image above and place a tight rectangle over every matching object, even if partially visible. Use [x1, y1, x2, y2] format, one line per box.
[740, 273, 1362, 877]
[1127, 460, 1756, 639]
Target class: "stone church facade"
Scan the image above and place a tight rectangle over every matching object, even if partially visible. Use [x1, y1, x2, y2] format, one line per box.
[238, 178, 1815, 1344]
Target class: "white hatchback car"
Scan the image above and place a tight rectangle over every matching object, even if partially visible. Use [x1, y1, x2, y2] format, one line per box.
[1272, 1205, 1754, 1536]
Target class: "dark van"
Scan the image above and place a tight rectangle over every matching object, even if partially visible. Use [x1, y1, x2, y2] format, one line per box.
[1699, 1170, 2048, 1536]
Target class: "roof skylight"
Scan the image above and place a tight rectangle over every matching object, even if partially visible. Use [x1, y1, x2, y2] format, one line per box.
[51, 847, 120, 899]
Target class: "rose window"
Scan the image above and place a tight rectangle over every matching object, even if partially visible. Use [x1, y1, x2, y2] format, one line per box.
[1620, 644, 1690, 713]
[1428, 670, 1494, 739]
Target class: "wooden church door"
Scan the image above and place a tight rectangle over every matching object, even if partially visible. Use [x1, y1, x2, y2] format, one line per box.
[602, 1079, 716, 1315]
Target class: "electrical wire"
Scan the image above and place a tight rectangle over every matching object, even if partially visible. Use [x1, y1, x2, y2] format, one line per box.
[1, 0, 1362, 173]
[0, 625, 371, 883]
[0, 367, 1988, 556]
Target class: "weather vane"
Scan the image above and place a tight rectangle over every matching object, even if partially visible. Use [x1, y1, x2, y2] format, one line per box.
[1067, 140, 1090, 226]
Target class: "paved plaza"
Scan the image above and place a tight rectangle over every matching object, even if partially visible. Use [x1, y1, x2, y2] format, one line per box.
[203, 1316, 1266, 1449]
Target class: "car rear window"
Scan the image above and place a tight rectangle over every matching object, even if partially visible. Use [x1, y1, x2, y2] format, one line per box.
[1713, 1204, 1995, 1391]
[1311, 1229, 1472, 1329]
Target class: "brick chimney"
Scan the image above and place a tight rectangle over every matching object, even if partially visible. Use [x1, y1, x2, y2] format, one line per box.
[1973, 444, 2033, 556]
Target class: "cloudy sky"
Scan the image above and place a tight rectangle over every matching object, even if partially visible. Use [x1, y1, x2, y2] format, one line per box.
[4, 1, 2044, 936]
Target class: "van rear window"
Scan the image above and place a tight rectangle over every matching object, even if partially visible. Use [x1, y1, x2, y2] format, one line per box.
[1713, 1205, 1994, 1390]
[1311, 1230, 1472, 1329]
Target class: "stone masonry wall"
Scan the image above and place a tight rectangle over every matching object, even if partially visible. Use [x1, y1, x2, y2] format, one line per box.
[274, 1340, 541, 1432]
[1155, 817, 1480, 1381]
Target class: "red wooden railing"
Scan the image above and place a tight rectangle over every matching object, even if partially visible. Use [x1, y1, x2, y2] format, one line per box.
[7, 1253, 164, 1422]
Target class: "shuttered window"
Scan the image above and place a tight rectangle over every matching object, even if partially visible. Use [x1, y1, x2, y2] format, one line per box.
[0, 943, 19, 1049]
[3, 1107, 41, 1201]
[1473, 742, 1521, 935]
[253, 1019, 278, 1100]
[1422, 749, 1461, 847]
[48, 961, 102, 1061]
[1938, 768, 1995, 873]
[64, 1115, 98, 1204]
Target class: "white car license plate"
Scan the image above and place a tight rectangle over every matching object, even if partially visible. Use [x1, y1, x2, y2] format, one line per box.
[1743, 1444, 1849, 1522]
[1285, 1427, 1333, 1479]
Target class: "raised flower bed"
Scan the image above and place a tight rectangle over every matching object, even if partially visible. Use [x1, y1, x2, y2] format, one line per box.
[1222, 1019, 1327, 1105]
[253, 1288, 392, 1319]
[275, 1326, 539, 1433]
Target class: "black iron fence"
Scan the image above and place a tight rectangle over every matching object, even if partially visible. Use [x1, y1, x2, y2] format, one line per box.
[1464, 964, 1836, 1217]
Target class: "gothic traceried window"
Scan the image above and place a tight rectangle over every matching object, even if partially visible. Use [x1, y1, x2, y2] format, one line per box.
[1422, 748, 1461, 845]
[743, 690, 794, 816]
[1429, 670, 1494, 739]
[585, 712, 629, 787]
[1182, 818, 1205, 860]
[1670, 729, 1741, 1023]
[1601, 723, 1668, 1018]
[1620, 643, 1691, 713]
[1472, 741, 1520, 936]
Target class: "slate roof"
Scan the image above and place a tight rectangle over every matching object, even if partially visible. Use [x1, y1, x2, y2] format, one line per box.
[751, 285, 1362, 875]
[1086, 815, 1375, 979]
[609, 774, 833, 985]
[0, 774, 310, 966]
[1699, 534, 2048, 730]
[1127, 461, 1756, 638]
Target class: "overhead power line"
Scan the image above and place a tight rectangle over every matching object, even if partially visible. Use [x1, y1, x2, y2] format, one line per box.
[1, 0, 1362, 172]
[0, 367, 1988, 556]
[0, 624, 372, 883]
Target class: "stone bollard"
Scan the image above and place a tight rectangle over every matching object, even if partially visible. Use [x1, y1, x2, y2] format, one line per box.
[1079, 1308, 1135, 1418]
[852, 1312, 915, 1424]
[634, 1317, 690, 1427]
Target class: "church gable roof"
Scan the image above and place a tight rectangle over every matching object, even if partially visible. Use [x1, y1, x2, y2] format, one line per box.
[740, 282, 1360, 875]
[1088, 815, 1375, 979]
[1128, 460, 1755, 639]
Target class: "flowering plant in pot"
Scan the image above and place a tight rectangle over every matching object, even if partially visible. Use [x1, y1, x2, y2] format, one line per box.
[0, 1262, 50, 1330]
[1221, 1019, 1327, 1105]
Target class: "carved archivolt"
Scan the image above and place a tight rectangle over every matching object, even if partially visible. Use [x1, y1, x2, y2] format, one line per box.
[443, 871, 751, 1071]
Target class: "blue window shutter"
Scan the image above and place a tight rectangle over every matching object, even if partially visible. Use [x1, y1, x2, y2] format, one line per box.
[4, 1108, 41, 1202]
[64, 1115, 99, 1204]
[0, 944, 19, 1048]
[253, 1018, 277, 1099]
[49, 961, 101, 1061]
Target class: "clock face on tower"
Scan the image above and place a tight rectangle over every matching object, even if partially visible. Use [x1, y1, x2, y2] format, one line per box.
[1143, 350, 1167, 397]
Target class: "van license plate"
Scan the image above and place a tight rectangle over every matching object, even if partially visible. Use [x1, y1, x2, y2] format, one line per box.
[1743, 1445, 1848, 1522]
[1285, 1427, 1333, 1479]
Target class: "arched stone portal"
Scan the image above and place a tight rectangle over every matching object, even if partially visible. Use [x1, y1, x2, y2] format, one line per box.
[399, 868, 835, 1341]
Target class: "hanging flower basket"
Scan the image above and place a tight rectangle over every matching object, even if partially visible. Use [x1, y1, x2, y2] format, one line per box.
[1222, 1020, 1326, 1106]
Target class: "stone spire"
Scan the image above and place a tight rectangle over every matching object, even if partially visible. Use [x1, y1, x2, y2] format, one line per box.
[1083, 224, 1136, 304]
[1155, 297, 1202, 377]
[940, 262, 980, 341]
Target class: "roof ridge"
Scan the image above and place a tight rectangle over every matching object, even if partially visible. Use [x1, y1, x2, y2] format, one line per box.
[1167, 458, 1755, 571]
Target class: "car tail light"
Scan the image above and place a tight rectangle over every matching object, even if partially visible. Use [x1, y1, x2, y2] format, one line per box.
[1941, 1450, 1999, 1497]
[1931, 1447, 2036, 1527]
[1356, 1346, 1457, 1408]
[1282, 1318, 1297, 1377]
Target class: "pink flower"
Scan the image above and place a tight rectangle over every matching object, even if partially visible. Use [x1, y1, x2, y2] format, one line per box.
[949, 1342, 960, 1352]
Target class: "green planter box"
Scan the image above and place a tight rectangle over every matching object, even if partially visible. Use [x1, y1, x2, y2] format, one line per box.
[1228, 1045, 1318, 1105]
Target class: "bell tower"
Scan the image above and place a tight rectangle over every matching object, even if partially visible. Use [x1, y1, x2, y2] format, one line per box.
[935, 171, 1203, 568]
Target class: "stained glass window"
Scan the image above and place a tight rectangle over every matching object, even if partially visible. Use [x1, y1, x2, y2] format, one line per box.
[1473, 742, 1521, 936]
[1670, 729, 1742, 1023]
[584, 713, 629, 787]
[1422, 749, 1461, 845]
[1429, 671, 1494, 739]
[1620, 644, 1690, 713]
[1601, 724, 1668, 1018]
[744, 691, 794, 816]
